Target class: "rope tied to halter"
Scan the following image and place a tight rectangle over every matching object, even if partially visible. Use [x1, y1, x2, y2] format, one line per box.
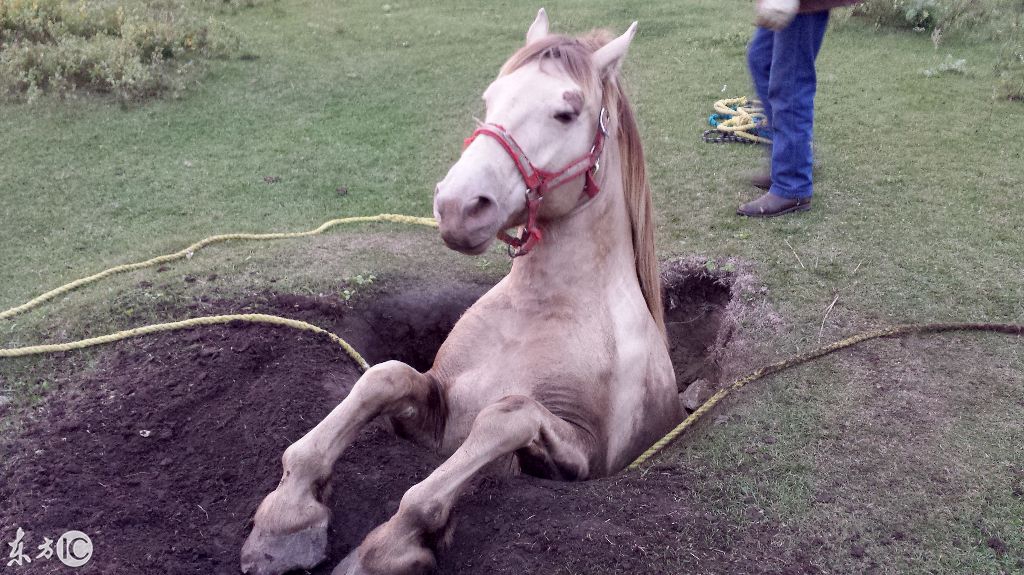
[701, 96, 772, 145]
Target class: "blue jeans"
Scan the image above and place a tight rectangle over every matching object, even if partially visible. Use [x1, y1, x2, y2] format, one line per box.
[747, 11, 830, 200]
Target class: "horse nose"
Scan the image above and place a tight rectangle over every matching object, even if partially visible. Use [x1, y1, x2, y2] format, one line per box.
[465, 195, 495, 221]
[434, 191, 499, 254]
[435, 194, 497, 229]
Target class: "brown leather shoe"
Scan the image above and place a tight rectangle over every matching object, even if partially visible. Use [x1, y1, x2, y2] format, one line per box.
[736, 192, 811, 217]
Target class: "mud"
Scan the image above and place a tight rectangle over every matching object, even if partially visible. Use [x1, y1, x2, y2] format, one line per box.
[0, 267, 802, 575]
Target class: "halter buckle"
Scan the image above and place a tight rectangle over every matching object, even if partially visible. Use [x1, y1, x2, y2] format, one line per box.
[589, 107, 610, 157]
[598, 107, 610, 137]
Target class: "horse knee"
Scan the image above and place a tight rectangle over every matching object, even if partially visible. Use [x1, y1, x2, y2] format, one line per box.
[355, 361, 421, 407]
[362, 360, 417, 390]
[396, 483, 452, 535]
[480, 395, 591, 480]
[470, 395, 543, 447]
[280, 439, 326, 486]
[481, 395, 542, 421]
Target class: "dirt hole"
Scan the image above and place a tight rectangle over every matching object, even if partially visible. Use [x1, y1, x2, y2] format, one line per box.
[280, 269, 735, 392]
[289, 267, 735, 395]
[663, 267, 733, 391]
[0, 263, 750, 575]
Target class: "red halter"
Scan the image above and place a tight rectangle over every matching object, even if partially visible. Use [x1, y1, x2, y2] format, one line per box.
[463, 108, 609, 257]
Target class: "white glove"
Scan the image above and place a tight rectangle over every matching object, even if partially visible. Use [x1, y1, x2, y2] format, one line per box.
[756, 0, 799, 30]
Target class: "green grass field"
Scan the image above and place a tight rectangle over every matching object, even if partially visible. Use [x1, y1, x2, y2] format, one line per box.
[2, 0, 1022, 572]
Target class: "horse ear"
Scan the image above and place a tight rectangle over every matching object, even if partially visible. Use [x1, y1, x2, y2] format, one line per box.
[526, 8, 549, 45]
[591, 21, 638, 77]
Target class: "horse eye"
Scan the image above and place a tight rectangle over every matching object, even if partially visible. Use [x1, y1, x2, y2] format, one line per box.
[553, 111, 577, 124]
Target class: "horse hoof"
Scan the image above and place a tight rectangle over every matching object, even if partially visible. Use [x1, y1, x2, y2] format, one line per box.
[240, 522, 328, 575]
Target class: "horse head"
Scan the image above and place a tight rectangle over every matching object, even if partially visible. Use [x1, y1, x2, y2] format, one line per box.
[433, 9, 638, 255]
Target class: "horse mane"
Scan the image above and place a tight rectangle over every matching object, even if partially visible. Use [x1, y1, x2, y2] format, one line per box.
[500, 32, 666, 337]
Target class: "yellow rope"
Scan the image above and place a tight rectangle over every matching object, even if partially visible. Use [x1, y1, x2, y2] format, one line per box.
[713, 96, 772, 145]
[0, 214, 438, 321]
[0, 313, 370, 371]
[627, 322, 1023, 470]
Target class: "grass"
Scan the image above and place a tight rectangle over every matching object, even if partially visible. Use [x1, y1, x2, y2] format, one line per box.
[1, 0, 1022, 572]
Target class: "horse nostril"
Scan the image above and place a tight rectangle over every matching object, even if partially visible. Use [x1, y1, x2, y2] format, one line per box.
[466, 195, 494, 219]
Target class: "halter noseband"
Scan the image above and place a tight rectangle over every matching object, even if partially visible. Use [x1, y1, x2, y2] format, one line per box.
[463, 107, 609, 257]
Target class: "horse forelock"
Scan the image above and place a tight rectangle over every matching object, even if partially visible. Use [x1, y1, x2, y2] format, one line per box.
[499, 32, 609, 95]
[500, 32, 666, 337]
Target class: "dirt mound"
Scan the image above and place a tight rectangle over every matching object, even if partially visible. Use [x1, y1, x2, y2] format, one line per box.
[1, 269, 797, 575]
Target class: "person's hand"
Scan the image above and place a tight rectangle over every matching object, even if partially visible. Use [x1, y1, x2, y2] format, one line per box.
[756, 0, 799, 30]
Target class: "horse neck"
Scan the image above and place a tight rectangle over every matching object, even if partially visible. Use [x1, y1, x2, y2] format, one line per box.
[507, 136, 635, 299]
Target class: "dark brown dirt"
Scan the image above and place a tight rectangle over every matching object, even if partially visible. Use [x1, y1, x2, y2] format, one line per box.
[662, 266, 732, 390]
[0, 272, 803, 575]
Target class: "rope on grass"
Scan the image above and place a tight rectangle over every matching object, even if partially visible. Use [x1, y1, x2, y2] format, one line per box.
[627, 321, 1024, 471]
[0, 313, 370, 371]
[702, 96, 772, 145]
[0, 214, 438, 322]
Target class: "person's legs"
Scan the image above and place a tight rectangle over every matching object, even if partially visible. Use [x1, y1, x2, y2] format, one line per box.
[766, 10, 830, 200]
[745, 27, 776, 191]
[747, 27, 775, 124]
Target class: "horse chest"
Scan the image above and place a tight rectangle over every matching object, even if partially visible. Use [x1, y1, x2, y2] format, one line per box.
[431, 305, 614, 446]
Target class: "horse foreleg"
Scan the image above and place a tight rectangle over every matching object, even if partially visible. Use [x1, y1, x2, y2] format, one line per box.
[241, 360, 445, 575]
[333, 394, 594, 575]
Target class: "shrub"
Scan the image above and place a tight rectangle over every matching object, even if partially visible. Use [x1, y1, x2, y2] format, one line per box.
[851, 0, 991, 31]
[0, 0, 246, 102]
[853, 0, 941, 29]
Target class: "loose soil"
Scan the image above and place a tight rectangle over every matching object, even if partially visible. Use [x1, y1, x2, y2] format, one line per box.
[0, 267, 804, 575]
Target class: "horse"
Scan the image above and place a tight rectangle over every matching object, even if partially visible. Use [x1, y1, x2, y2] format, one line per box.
[240, 9, 680, 575]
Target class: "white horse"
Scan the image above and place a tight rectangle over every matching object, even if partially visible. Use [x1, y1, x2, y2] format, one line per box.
[241, 9, 679, 574]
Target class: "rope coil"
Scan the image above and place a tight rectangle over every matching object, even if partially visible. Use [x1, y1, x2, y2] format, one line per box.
[702, 96, 772, 145]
